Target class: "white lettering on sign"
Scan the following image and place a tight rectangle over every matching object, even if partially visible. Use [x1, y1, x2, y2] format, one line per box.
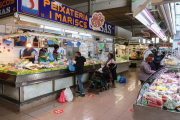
[0, 7, 10, 15]
[101, 23, 112, 34]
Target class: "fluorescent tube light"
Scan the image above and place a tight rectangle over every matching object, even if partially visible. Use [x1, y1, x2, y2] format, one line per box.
[134, 7, 167, 41]
[170, 3, 176, 34]
[40, 25, 63, 31]
[65, 30, 78, 34]
[79, 33, 92, 37]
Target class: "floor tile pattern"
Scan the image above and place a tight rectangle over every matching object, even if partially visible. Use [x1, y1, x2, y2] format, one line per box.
[0, 68, 141, 120]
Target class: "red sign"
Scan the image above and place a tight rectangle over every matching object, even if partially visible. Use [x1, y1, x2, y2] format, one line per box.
[90, 12, 105, 31]
[54, 110, 63, 114]
[130, 109, 133, 112]
[141, 30, 150, 37]
[88, 95, 94, 98]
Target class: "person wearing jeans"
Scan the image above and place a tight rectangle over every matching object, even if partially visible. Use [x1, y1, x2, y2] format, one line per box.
[77, 75, 84, 94]
[72, 52, 86, 97]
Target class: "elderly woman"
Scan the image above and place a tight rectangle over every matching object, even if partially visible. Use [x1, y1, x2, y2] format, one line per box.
[139, 57, 155, 85]
[96, 62, 109, 89]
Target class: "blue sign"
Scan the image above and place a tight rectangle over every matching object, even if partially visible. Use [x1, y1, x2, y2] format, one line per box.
[0, 0, 17, 18]
[17, 0, 115, 36]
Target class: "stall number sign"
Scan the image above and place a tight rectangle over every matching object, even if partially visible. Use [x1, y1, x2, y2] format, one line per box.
[0, 0, 17, 17]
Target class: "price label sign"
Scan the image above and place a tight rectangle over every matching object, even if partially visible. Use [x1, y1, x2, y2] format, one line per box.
[54, 110, 63, 114]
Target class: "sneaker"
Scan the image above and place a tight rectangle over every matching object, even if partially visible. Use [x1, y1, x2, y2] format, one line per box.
[75, 91, 81, 94]
[78, 94, 85, 97]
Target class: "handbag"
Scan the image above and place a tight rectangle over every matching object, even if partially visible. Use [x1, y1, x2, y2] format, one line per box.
[109, 59, 117, 70]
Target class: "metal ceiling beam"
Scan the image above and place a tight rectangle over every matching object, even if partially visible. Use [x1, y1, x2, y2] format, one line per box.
[108, 19, 132, 23]
[106, 10, 133, 26]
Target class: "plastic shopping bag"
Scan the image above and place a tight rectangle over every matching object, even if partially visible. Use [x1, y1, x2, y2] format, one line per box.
[116, 75, 121, 82]
[120, 77, 126, 83]
[58, 90, 65, 103]
[64, 87, 73, 102]
[69, 60, 75, 72]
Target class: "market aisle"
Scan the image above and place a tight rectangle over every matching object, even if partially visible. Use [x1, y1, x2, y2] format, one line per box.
[0, 68, 141, 120]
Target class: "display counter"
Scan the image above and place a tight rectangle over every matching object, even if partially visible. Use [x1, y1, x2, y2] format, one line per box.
[129, 59, 143, 67]
[133, 66, 180, 120]
[116, 61, 130, 73]
[0, 64, 100, 112]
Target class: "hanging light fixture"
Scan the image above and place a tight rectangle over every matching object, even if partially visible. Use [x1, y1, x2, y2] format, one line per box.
[133, 0, 167, 41]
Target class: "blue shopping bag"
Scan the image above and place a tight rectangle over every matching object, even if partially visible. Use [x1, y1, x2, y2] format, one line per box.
[119, 77, 126, 83]
[69, 60, 75, 72]
[48, 53, 54, 62]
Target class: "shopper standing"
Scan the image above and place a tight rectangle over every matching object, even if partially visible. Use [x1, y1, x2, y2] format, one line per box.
[153, 51, 162, 70]
[143, 44, 154, 61]
[105, 53, 117, 87]
[72, 52, 86, 97]
[148, 54, 156, 70]
[139, 57, 155, 85]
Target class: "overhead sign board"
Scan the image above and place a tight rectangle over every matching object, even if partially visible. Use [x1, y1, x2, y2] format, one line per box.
[0, 0, 17, 18]
[16, 0, 115, 36]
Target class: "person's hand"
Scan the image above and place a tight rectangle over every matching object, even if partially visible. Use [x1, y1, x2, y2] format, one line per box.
[71, 63, 74, 65]
[153, 71, 156, 73]
[21, 57, 26, 59]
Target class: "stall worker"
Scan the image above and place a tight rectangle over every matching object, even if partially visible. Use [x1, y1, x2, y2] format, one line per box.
[15, 37, 23, 46]
[38, 47, 48, 63]
[143, 44, 154, 61]
[21, 42, 37, 63]
[53, 44, 60, 61]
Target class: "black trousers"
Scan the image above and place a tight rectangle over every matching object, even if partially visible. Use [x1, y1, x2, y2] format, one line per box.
[140, 80, 144, 85]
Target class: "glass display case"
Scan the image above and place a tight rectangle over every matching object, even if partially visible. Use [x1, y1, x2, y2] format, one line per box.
[133, 66, 180, 120]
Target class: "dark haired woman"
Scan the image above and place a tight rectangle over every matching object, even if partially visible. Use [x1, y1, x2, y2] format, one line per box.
[105, 53, 117, 87]
[153, 51, 162, 70]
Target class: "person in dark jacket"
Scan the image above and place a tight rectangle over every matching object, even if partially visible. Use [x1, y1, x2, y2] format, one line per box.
[72, 52, 86, 97]
[15, 37, 23, 46]
[53, 44, 59, 61]
[148, 54, 156, 70]
[153, 51, 162, 70]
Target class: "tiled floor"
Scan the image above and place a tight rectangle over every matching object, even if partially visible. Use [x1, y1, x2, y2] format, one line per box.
[0, 68, 141, 120]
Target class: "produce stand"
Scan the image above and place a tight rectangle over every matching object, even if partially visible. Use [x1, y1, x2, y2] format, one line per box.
[0, 64, 100, 112]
